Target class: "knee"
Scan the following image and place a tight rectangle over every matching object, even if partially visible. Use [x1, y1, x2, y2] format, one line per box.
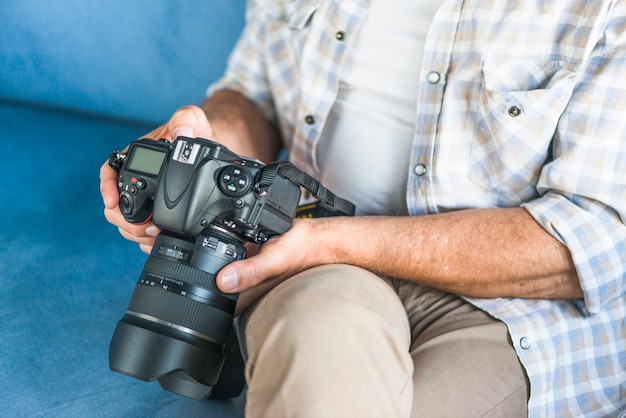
[244, 264, 409, 355]
[242, 265, 414, 418]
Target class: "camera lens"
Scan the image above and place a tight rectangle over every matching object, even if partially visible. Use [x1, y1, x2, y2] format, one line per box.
[109, 230, 244, 399]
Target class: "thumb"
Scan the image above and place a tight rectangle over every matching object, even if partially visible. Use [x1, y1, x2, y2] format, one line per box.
[217, 259, 267, 294]
[172, 125, 194, 139]
[168, 105, 214, 140]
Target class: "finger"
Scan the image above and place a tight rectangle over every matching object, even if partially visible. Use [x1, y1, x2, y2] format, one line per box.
[104, 204, 160, 237]
[217, 245, 290, 293]
[168, 105, 214, 140]
[138, 106, 213, 144]
[216, 221, 314, 293]
[116, 221, 160, 240]
[139, 243, 153, 255]
[118, 227, 157, 246]
[217, 260, 265, 293]
[100, 161, 120, 209]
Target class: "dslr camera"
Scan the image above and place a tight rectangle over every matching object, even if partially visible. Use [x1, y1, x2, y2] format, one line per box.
[107, 136, 354, 399]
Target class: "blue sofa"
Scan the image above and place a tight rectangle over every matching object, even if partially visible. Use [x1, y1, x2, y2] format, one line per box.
[0, 2, 248, 416]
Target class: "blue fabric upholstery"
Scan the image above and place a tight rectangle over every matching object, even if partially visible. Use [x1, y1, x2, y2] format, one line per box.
[0, 0, 245, 124]
[0, 2, 247, 416]
[0, 103, 245, 417]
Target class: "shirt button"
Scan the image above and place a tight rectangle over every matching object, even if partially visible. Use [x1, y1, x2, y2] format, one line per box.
[427, 71, 441, 84]
[520, 337, 531, 350]
[335, 31, 345, 41]
[508, 105, 522, 117]
[414, 163, 427, 176]
[304, 115, 315, 125]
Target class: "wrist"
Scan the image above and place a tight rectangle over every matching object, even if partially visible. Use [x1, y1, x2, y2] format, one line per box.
[307, 216, 349, 266]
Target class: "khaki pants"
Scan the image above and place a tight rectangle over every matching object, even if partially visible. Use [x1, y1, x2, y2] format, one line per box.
[237, 265, 529, 418]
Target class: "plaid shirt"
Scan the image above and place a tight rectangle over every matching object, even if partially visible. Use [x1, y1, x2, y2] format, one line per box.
[210, 0, 626, 416]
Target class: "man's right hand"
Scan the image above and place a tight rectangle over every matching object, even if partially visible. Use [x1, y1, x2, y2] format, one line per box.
[99, 105, 215, 253]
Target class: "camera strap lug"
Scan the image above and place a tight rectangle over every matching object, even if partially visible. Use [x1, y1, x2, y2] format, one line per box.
[258, 162, 355, 216]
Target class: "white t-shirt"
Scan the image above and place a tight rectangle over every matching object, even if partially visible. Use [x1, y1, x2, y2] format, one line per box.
[316, 0, 443, 215]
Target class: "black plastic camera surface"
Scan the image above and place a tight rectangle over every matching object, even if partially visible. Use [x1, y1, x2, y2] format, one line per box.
[109, 138, 173, 224]
[109, 136, 302, 240]
[152, 136, 301, 243]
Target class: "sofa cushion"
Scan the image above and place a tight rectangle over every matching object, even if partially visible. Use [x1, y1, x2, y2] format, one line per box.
[0, 1, 245, 124]
[0, 99, 245, 418]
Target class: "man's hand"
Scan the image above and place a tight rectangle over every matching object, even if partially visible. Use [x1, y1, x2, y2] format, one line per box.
[100, 88, 283, 255]
[99, 105, 215, 253]
[217, 218, 333, 314]
[216, 210, 583, 308]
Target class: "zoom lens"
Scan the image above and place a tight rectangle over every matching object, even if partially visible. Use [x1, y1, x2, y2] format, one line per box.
[109, 231, 244, 399]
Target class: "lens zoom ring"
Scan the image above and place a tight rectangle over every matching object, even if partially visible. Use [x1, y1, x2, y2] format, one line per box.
[128, 284, 233, 343]
[144, 256, 224, 294]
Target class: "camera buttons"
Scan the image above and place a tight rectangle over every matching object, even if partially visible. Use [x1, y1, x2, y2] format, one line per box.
[218, 166, 253, 198]
[119, 192, 133, 215]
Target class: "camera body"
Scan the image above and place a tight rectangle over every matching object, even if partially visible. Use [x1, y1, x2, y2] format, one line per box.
[109, 138, 171, 224]
[110, 136, 301, 241]
[108, 136, 354, 400]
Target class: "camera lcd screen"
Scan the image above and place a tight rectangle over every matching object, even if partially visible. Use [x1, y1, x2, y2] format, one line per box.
[127, 146, 167, 176]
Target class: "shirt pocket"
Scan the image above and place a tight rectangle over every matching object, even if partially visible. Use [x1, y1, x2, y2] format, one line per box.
[263, 1, 319, 55]
[261, 1, 319, 136]
[469, 60, 579, 202]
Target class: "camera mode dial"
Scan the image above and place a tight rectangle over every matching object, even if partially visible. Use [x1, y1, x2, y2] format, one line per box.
[218, 166, 253, 198]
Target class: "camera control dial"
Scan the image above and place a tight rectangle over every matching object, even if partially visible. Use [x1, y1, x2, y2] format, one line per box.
[218, 166, 253, 198]
[119, 192, 133, 215]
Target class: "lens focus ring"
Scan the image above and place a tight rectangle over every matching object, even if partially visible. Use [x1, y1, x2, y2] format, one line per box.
[128, 283, 233, 343]
[128, 256, 237, 344]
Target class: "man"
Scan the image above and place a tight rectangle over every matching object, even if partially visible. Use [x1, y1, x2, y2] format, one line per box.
[101, 1, 626, 416]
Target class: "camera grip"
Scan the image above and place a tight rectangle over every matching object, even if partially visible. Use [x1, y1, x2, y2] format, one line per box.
[118, 189, 154, 224]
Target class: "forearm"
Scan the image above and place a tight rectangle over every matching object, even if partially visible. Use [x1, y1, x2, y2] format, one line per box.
[201, 89, 283, 163]
[317, 207, 582, 299]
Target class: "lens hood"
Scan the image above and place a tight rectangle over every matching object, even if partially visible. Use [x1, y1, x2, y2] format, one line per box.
[109, 314, 224, 399]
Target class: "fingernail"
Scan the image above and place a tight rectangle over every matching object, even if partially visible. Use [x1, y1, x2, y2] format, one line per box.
[172, 126, 194, 139]
[145, 225, 161, 237]
[221, 269, 239, 291]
